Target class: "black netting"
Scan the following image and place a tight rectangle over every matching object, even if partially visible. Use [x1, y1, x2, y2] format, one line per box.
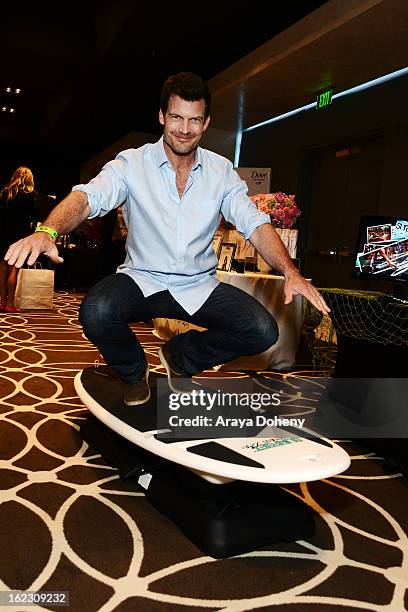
[303, 289, 408, 374]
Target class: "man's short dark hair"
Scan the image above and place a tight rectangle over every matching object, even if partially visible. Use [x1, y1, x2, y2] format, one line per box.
[160, 72, 211, 119]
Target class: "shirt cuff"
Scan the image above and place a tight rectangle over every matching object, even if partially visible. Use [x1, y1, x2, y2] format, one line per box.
[71, 185, 99, 219]
[244, 215, 271, 241]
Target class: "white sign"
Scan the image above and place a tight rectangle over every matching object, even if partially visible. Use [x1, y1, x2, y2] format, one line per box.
[236, 167, 271, 196]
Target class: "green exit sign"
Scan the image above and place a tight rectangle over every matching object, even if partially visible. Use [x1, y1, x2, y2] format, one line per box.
[316, 88, 334, 109]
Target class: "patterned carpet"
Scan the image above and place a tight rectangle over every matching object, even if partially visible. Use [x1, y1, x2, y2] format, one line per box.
[1, 292, 408, 612]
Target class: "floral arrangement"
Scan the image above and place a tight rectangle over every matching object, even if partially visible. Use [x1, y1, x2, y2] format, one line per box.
[250, 192, 301, 228]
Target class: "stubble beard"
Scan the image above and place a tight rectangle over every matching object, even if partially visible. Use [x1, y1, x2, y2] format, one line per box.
[164, 132, 200, 157]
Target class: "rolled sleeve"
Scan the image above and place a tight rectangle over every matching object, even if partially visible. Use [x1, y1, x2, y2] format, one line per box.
[221, 164, 271, 239]
[72, 153, 129, 219]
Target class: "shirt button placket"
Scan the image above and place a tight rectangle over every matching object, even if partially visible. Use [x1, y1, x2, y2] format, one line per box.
[176, 203, 185, 265]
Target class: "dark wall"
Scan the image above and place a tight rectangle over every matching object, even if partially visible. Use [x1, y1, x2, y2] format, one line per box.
[239, 75, 408, 290]
[240, 75, 408, 218]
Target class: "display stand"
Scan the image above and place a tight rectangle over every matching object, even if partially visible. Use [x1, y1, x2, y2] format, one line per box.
[80, 414, 314, 558]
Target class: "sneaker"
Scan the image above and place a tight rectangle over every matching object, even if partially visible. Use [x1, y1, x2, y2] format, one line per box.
[93, 363, 120, 378]
[123, 366, 151, 406]
[158, 343, 197, 394]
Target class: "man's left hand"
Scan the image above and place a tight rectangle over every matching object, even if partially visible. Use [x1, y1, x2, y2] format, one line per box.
[284, 271, 330, 315]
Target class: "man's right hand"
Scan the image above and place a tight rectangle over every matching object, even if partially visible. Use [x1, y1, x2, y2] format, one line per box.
[5, 233, 64, 268]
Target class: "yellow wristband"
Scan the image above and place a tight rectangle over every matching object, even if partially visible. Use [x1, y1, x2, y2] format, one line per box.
[35, 225, 59, 241]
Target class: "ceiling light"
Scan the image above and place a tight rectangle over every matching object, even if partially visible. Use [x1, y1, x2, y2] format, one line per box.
[15, 88, 21, 94]
[9, 108, 15, 113]
[5, 87, 11, 93]
[1, 107, 7, 112]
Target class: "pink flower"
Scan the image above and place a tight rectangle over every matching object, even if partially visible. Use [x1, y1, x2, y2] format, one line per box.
[251, 192, 301, 228]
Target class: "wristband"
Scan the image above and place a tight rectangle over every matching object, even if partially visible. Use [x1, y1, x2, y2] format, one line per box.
[35, 225, 59, 241]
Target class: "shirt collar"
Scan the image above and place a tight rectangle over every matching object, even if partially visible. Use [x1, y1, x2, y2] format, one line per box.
[154, 136, 169, 167]
[193, 146, 203, 170]
[154, 136, 203, 171]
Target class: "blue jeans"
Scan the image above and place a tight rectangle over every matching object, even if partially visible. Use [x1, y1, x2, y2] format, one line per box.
[79, 273, 279, 383]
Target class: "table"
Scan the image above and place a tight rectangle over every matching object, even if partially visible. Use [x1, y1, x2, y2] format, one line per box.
[153, 271, 304, 371]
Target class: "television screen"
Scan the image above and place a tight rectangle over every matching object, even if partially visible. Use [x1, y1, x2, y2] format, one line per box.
[353, 215, 408, 283]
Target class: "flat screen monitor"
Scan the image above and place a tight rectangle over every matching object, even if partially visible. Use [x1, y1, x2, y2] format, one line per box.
[353, 215, 408, 300]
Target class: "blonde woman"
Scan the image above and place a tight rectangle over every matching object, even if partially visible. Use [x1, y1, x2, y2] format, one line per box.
[0, 167, 36, 312]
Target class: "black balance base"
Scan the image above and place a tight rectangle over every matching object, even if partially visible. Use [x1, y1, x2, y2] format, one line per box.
[80, 415, 314, 558]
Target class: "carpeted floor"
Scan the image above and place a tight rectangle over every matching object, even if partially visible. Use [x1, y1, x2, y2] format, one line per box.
[0, 292, 407, 612]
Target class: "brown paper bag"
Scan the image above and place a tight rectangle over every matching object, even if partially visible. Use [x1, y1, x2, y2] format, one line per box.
[15, 264, 54, 310]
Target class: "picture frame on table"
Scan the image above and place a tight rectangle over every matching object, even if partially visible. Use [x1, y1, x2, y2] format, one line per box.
[217, 243, 236, 272]
[212, 232, 223, 257]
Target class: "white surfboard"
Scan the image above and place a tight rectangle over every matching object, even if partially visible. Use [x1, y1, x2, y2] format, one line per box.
[74, 368, 350, 484]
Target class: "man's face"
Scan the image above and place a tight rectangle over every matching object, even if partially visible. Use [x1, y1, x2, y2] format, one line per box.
[159, 95, 210, 156]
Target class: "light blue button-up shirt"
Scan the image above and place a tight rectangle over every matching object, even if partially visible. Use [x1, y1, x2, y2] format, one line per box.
[72, 137, 270, 314]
